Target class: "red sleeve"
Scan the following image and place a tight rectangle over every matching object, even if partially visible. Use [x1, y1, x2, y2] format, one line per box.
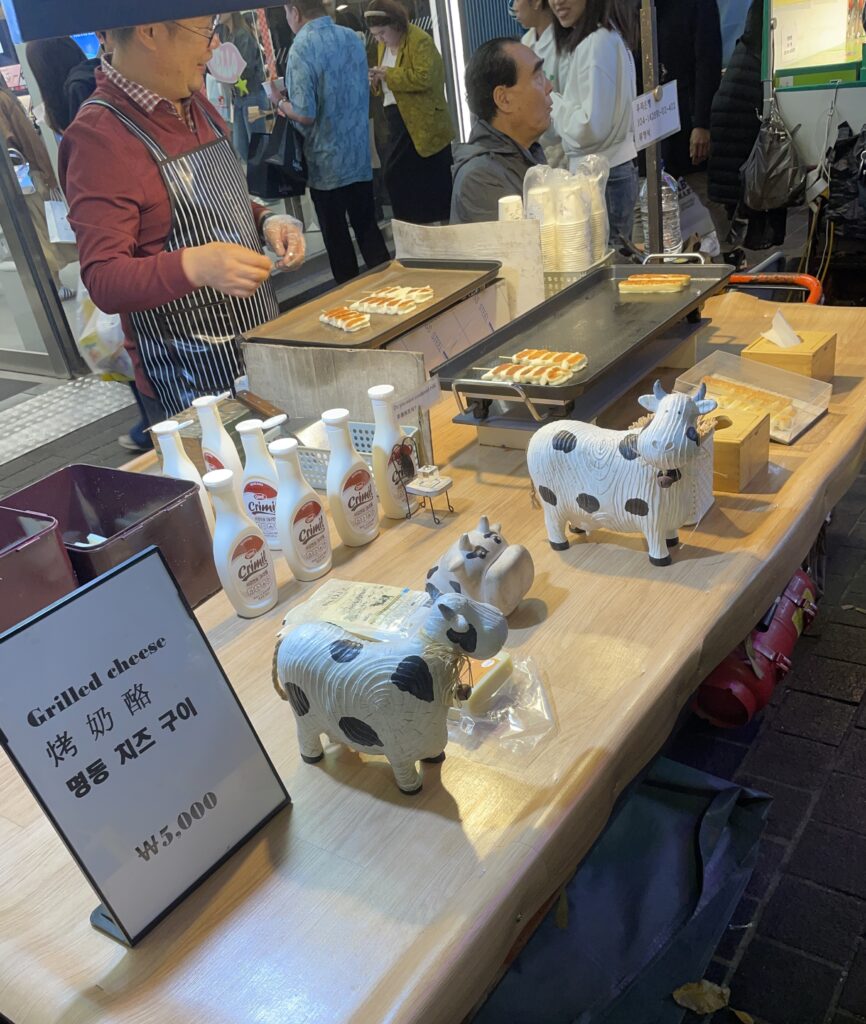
[58, 111, 194, 315]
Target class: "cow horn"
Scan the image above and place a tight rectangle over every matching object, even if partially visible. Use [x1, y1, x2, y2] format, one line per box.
[695, 382, 707, 402]
[478, 515, 490, 533]
[458, 534, 472, 552]
[653, 380, 666, 401]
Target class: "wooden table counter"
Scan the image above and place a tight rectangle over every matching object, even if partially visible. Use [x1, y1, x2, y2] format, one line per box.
[3, 293, 866, 1024]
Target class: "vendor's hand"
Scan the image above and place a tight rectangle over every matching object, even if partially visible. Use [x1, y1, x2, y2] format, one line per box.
[181, 242, 272, 298]
[263, 214, 306, 270]
[265, 79, 285, 108]
[690, 127, 711, 165]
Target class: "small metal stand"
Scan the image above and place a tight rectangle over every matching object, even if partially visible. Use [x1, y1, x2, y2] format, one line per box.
[403, 465, 455, 526]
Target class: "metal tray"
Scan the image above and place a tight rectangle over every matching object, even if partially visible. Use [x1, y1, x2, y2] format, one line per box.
[244, 258, 501, 350]
[436, 264, 732, 410]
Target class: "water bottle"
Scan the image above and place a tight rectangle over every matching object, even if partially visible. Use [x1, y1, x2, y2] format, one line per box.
[638, 167, 683, 255]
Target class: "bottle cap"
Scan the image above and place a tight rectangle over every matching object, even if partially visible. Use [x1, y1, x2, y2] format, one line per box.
[236, 418, 265, 435]
[367, 384, 395, 401]
[202, 468, 235, 492]
[192, 394, 224, 409]
[268, 438, 300, 457]
[321, 408, 350, 427]
[151, 419, 183, 436]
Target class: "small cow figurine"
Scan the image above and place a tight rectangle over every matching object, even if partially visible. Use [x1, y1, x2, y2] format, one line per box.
[273, 593, 508, 794]
[425, 515, 535, 616]
[526, 381, 717, 566]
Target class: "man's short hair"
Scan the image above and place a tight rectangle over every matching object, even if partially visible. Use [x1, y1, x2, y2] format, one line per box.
[465, 38, 518, 125]
[285, 0, 327, 19]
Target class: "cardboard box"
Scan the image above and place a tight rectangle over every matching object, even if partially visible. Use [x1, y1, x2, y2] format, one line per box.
[742, 330, 836, 383]
[713, 410, 771, 493]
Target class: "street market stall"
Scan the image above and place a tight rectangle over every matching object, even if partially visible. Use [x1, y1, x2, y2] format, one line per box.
[2, 290, 866, 1022]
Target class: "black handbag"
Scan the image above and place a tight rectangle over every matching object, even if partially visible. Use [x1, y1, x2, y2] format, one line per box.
[740, 98, 805, 211]
[264, 117, 307, 194]
[246, 124, 307, 200]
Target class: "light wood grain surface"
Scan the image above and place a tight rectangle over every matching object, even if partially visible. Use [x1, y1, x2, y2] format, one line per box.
[3, 292, 866, 1024]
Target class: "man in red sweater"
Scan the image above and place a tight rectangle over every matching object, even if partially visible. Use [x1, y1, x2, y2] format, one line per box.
[60, 15, 304, 421]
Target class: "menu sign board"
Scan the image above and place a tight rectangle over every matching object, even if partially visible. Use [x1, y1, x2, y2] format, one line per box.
[0, 548, 289, 946]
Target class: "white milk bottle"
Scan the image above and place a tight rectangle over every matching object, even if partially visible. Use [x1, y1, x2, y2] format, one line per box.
[321, 408, 379, 547]
[269, 437, 332, 581]
[236, 416, 286, 551]
[203, 468, 278, 618]
[192, 394, 243, 498]
[368, 384, 418, 519]
[151, 419, 215, 534]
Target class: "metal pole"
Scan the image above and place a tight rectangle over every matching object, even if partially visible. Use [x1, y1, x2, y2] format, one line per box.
[640, 0, 662, 254]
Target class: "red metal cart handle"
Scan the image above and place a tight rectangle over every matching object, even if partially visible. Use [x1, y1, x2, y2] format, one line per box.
[728, 273, 823, 304]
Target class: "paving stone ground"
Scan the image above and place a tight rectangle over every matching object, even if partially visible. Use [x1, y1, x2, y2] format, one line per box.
[669, 466, 866, 1024]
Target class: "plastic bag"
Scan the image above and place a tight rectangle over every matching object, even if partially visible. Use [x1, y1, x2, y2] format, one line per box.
[74, 281, 134, 380]
[447, 655, 555, 766]
[740, 99, 805, 211]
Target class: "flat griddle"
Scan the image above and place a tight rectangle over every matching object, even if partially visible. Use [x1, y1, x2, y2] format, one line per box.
[436, 264, 732, 410]
[245, 258, 501, 350]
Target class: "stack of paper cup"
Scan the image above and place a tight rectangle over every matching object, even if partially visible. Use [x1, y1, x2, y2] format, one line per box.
[588, 182, 608, 262]
[498, 194, 524, 222]
[526, 186, 557, 272]
[556, 182, 591, 273]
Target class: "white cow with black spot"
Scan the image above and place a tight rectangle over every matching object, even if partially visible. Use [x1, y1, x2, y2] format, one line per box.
[273, 593, 508, 793]
[526, 381, 717, 565]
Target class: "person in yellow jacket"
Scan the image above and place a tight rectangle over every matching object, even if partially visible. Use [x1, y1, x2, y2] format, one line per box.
[365, 0, 455, 224]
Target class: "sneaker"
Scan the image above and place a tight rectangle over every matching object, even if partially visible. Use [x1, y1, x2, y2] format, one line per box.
[117, 433, 150, 453]
[58, 286, 76, 302]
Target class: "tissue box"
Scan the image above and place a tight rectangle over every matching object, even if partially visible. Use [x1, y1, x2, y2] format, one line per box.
[713, 410, 771, 493]
[741, 331, 836, 383]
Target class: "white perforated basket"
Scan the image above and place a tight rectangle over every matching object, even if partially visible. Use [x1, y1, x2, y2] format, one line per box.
[298, 422, 419, 492]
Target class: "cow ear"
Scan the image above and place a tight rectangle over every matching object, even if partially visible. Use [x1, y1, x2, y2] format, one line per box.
[491, 522, 502, 535]
[437, 602, 456, 621]
[637, 394, 659, 412]
[695, 398, 718, 415]
[458, 534, 472, 552]
[447, 553, 464, 573]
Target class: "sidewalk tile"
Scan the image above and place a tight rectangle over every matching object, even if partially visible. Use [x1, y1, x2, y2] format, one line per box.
[814, 774, 866, 836]
[788, 821, 866, 898]
[759, 875, 864, 964]
[740, 730, 835, 788]
[730, 937, 841, 1024]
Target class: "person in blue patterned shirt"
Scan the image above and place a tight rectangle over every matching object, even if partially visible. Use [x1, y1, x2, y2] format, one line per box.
[276, 0, 389, 282]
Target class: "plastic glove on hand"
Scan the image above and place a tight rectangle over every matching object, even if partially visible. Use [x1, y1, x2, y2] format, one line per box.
[263, 214, 306, 270]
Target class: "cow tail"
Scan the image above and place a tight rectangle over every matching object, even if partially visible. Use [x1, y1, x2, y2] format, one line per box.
[272, 638, 288, 701]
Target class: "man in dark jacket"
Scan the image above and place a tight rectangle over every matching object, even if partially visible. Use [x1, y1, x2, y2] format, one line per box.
[451, 38, 552, 224]
[656, 0, 722, 178]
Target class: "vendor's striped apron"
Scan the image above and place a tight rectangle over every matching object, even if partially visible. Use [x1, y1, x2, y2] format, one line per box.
[83, 99, 279, 417]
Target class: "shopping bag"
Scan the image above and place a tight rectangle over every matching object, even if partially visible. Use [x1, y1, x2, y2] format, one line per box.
[740, 98, 805, 211]
[246, 128, 306, 200]
[74, 281, 134, 380]
[263, 116, 307, 192]
[44, 198, 76, 244]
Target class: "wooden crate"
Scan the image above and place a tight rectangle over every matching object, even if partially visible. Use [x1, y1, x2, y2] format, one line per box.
[741, 330, 836, 383]
[713, 410, 771, 493]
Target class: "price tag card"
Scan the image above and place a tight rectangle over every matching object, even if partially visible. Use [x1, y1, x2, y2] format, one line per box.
[0, 548, 289, 946]
[632, 81, 681, 153]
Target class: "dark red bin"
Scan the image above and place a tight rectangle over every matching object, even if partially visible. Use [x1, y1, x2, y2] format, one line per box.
[0, 507, 78, 633]
[3, 465, 220, 609]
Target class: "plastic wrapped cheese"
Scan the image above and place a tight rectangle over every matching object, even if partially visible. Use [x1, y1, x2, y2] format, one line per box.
[466, 651, 514, 714]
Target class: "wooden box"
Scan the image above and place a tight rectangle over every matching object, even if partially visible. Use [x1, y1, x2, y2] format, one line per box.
[713, 410, 771, 493]
[741, 330, 836, 383]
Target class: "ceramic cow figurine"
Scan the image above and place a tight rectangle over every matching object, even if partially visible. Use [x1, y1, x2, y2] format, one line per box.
[273, 592, 508, 793]
[425, 515, 535, 616]
[526, 381, 718, 566]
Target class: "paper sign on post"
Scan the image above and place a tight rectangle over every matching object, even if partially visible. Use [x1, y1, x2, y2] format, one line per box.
[632, 81, 681, 153]
[0, 548, 289, 947]
[393, 377, 441, 421]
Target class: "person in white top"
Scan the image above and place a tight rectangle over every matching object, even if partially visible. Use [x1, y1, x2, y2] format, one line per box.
[510, 0, 565, 167]
[550, 0, 638, 243]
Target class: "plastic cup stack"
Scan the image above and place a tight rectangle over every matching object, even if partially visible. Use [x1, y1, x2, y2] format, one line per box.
[498, 194, 524, 222]
[589, 182, 608, 262]
[526, 186, 557, 272]
[556, 182, 591, 274]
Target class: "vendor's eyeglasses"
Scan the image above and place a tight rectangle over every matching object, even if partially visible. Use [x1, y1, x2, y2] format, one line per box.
[171, 15, 221, 44]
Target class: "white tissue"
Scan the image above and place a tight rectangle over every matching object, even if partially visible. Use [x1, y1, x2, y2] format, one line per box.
[761, 310, 802, 349]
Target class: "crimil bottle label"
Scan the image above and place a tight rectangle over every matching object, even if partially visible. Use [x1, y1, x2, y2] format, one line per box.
[231, 535, 274, 602]
[243, 480, 278, 542]
[293, 499, 329, 569]
[342, 468, 376, 533]
[203, 450, 225, 473]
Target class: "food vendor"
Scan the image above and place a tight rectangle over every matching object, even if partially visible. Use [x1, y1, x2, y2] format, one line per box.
[59, 16, 306, 421]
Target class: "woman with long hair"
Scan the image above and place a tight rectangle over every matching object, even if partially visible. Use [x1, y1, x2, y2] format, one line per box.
[218, 11, 267, 159]
[25, 36, 93, 135]
[365, 0, 455, 224]
[550, 0, 638, 242]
